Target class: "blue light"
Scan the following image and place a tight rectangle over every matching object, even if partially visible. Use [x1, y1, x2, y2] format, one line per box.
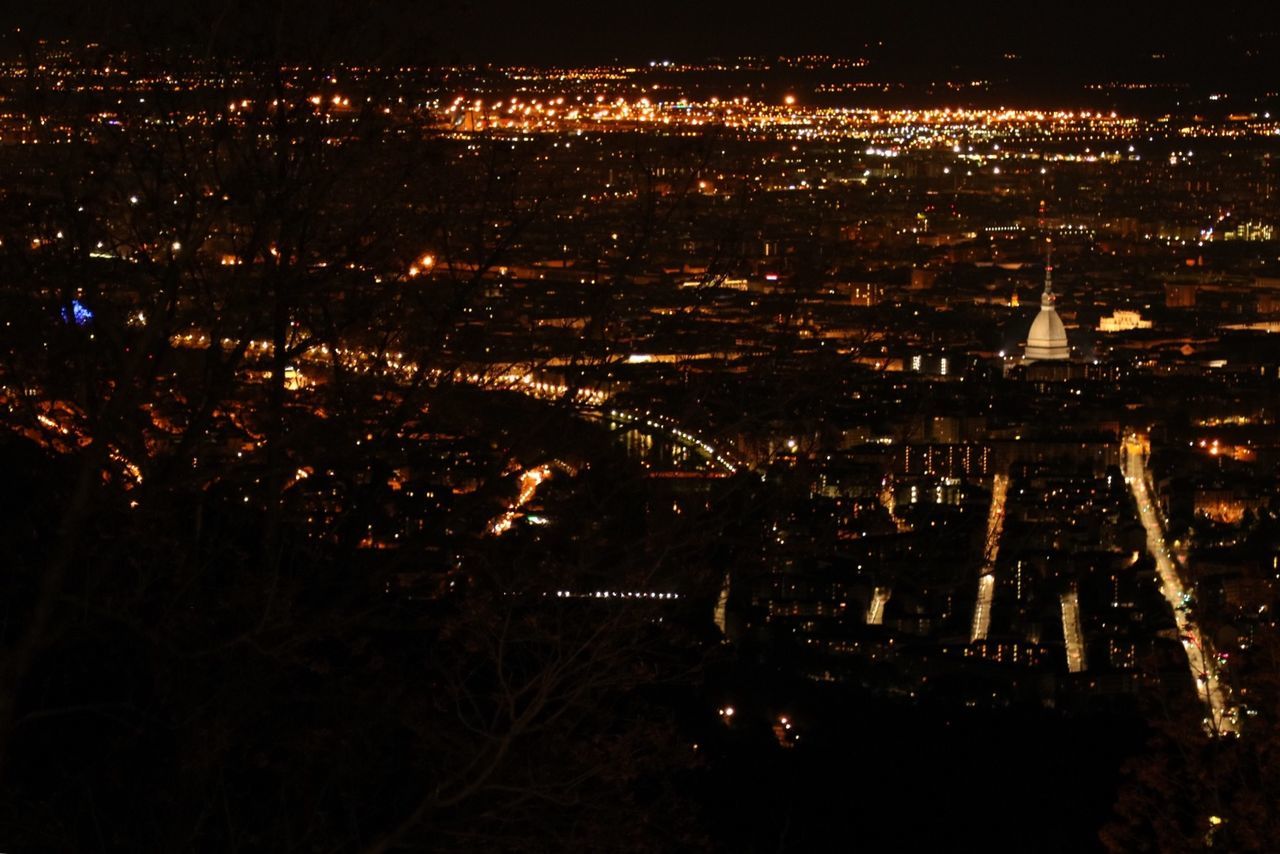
[72, 300, 94, 325]
[61, 299, 94, 327]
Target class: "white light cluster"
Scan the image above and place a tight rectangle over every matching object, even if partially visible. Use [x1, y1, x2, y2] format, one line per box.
[552, 590, 680, 599]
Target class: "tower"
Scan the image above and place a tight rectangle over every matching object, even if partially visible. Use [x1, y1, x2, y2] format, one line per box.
[1024, 240, 1069, 361]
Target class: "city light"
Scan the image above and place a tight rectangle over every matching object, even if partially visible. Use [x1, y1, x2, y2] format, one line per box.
[4, 33, 1275, 852]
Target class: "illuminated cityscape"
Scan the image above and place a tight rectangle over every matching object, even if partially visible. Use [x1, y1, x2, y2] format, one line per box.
[2, 3, 1279, 851]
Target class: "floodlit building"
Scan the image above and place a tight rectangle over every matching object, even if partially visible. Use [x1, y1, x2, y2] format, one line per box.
[1098, 310, 1153, 332]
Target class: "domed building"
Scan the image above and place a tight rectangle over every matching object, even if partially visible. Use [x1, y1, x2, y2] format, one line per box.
[1024, 251, 1069, 361]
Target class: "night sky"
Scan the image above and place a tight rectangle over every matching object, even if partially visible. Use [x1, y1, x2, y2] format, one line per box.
[428, 1, 1272, 62]
[7, 0, 1280, 84]
[424, 0, 1278, 84]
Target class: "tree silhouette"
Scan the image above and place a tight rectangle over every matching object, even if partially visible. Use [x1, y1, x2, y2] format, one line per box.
[0, 6, 734, 850]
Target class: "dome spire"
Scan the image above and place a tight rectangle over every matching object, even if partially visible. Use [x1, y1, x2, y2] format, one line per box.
[1042, 237, 1055, 306]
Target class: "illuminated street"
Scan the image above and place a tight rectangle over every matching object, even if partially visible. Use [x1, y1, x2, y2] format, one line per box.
[488, 464, 552, 536]
[1061, 589, 1087, 673]
[971, 474, 1008, 642]
[1125, 437, 1237, 734]
[866, 586, 890, 626]
[971, 573, 995, 643]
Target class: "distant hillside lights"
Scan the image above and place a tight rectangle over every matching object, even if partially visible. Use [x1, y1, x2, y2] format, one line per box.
[1201, 221, 1274, 242]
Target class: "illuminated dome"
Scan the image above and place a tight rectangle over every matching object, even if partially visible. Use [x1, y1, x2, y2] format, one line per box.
[1024, 256, 1069, 361]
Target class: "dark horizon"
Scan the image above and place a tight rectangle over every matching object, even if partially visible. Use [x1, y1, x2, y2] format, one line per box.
[8, 0, 1280, 86]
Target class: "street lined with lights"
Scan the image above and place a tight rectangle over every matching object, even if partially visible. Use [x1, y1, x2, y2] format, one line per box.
[1125, 436, 1237, 734]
